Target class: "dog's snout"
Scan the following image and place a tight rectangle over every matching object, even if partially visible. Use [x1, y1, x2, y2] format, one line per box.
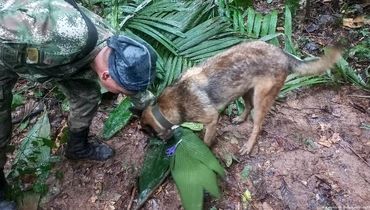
[140, 124, 156, 137]
[159, 129, 174, 140]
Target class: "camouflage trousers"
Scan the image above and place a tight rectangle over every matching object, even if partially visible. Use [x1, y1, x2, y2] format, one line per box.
[0, 45, 101, 168]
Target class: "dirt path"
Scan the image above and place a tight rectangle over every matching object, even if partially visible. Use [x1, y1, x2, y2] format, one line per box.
[40, 85, 370, 210]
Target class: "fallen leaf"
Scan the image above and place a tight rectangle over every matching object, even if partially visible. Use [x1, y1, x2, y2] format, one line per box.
[318, 133, 341, 147]
[318, 136, 332, 147]
[90, 195, 98, 203]
[223, 152, 233, 167]
[343, 16, 370, 28]
[241, 165, 252, 179]
[319, 122, 331, 132]
[241, 189, 252, 203]
[329, 132, 342, 143]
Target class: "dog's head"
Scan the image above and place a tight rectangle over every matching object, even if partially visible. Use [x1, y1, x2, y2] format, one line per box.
[140, 105, 174, 140]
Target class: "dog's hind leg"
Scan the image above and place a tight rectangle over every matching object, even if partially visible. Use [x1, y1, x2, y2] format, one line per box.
[239, 79, 283, 155]
[232, 89, 254, 124]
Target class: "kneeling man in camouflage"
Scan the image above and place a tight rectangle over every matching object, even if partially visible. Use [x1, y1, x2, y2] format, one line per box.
[0, 0, 157, 209]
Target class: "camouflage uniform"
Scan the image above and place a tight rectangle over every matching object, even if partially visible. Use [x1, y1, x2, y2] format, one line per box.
[0, 0, 115, 163]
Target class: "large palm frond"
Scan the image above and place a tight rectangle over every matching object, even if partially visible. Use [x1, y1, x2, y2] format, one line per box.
[104, 0, 244, 95]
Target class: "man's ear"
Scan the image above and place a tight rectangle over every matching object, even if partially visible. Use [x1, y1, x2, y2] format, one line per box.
[101, 71, 110, 81]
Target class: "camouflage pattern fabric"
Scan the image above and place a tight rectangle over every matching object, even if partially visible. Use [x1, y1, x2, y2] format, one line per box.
[0, 0, 115, 81]
[0, 0, 115, 160]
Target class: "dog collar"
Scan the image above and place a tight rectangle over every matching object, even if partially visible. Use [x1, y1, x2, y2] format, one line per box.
[152, 104, 174, 130]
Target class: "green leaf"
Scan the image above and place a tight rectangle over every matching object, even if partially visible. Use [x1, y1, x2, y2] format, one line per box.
[11, 93, 24, 110]
[232, 10, 239, 31]
[241, 165, 252, 179]
[260, 13, 271, 37]
[224, 0, 231, 18]
[61, 98, 69, 112]
[334, 56, 369, 91]
[170, 127, 225, 210]
[235, 97, 245, 115]
[246, 7, 255, 36]
[140, 1, 188, 14]
[167, 56, 180, 86]
[172, 56, 184, 84]
[252, 12, 262, 38]
[176, 128, 225, 177]
[234, 0, 253, 8]
[127, 22, 178, 55]
[177, 18, 230, 51]
[181, 122, 204, 131]
[137, 138, 170, 208]
[238, 9, 245, 34]
[13, 111, 51, 167]
[179, 37, 242, 58]
[171, 147, 204, 210]
[280, 74, 329, 97]
[102, 97, 133, 139]
[9, 111, 52, 199]
[285, 0, 300, 14]
[164, 54, 176, 86]
[268, 10, 279, 45]
[17, 119, 30, 132]
[284, 6, 296, 54]
[259, 33, 284, 42]
[133, 18, 186, 37]
[135, 15, 184, 28]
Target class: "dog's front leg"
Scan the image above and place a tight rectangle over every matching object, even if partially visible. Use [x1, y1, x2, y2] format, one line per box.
[232, 90, 254, 124]
[203, 119, 218, 146]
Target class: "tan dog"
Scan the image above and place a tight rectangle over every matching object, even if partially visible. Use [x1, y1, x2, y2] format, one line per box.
[141, 41, 341, 155]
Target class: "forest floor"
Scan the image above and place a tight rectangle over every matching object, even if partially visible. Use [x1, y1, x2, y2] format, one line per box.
[5, 1, 370, 210]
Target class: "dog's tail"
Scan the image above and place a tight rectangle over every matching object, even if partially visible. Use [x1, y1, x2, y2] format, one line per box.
[287, 47, 342, 75]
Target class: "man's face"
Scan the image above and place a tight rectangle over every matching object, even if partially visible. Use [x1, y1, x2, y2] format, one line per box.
[92, 46, 133, 95]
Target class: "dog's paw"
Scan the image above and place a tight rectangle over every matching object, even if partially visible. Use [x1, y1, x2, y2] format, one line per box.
[232, 116, 245, 124]
[239, 143, 254, 155]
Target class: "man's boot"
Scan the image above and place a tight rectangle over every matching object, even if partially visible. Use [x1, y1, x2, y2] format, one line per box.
[64, 128, 114, 161]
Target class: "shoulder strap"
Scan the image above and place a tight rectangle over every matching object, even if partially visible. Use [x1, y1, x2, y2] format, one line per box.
[64, 0, 98, 60]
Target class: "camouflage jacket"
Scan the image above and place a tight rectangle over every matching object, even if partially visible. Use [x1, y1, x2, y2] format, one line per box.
[0, 0, 115, 82]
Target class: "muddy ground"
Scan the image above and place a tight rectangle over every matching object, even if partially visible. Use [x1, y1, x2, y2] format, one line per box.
[37, 85, 370, 210]
[4, 1, 370, 210]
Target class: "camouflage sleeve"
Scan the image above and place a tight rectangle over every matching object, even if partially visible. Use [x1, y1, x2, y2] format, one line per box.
[0, 0, 114, 79]
[80, 5, 116, 45]
[0, 0, 114, 57]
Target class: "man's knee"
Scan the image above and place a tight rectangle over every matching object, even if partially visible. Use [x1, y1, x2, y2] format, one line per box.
[64, 82, 101, 132]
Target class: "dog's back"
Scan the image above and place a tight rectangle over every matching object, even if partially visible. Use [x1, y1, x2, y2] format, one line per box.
[177, 41, 289, 110]
[175, 41, 341, 111]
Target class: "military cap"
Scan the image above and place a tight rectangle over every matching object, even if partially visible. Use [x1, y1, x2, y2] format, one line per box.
[107, 35, 157, 93]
